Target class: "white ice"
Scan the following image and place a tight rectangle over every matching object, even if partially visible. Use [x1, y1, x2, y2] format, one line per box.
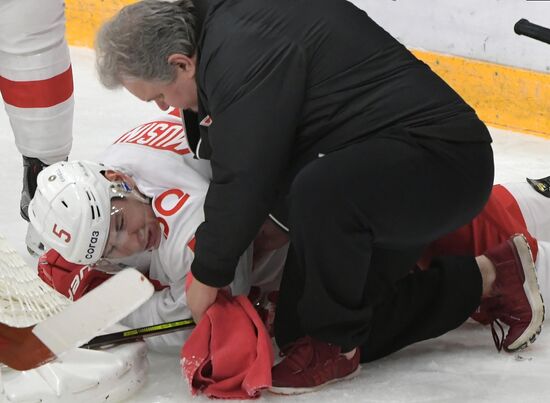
[1, 47, 550, 403]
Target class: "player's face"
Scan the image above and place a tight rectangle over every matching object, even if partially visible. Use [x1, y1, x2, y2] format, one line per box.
[122, 53, 198, 112]
[103, 197, 161, 259]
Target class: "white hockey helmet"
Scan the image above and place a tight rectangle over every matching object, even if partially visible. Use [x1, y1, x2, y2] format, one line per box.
[28, 160, 120, 265]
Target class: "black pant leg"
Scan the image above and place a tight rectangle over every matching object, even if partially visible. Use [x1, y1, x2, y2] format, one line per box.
[274, 244, 306, 348]
[361, 256, 482, 362]
[275, 130, 493, 353]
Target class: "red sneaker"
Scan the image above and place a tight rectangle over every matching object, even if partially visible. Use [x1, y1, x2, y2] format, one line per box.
[470, 305, 491, 325]
[481, 234, 545, 352]
[270, 336, 360, 395]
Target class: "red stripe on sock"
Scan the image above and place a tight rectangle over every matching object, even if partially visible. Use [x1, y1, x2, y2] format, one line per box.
[0, 66, 74, 108]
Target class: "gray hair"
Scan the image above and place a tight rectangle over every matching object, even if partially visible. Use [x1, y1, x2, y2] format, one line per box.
[95, 0, 197, 88]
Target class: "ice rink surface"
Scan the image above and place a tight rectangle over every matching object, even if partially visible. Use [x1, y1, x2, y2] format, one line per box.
[1, 47, 550, 403]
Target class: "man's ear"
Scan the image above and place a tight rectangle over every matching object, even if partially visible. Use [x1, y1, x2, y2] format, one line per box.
[167, 53, 196, 78]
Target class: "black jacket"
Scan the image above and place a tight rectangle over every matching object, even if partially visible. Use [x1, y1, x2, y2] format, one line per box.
[185, 0, 491, 287]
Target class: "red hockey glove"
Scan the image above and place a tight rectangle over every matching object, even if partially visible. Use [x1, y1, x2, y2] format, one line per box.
[37, 249, 112, 301]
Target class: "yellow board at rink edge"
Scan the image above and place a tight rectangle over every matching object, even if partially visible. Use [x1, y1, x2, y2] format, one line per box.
[65, 0, 137, 48]
[65, 0, 550, 138]
[412, 50, 550, 140]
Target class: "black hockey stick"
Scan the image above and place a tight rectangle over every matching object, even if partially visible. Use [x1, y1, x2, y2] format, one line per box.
[80, 318, 196, 349]
[514, 19, 550, 45]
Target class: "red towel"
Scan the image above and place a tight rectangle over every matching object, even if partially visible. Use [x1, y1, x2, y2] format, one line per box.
[180, 291, 273, 399]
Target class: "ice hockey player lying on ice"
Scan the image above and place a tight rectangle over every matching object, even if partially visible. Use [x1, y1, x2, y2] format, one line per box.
[28, 111, 287, 353]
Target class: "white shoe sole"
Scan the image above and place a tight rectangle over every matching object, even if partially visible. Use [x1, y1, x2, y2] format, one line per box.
[268, 365, 361, 395]
[506, 234, 545, 352]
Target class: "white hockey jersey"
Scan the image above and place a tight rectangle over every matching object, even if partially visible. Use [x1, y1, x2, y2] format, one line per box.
[99, 112, 255, 352]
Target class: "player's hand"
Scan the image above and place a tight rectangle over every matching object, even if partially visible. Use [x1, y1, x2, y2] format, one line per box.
[0, 323, 55, 371]
[38, 249, 112, 300]
[186, 277, 218, 323]
[38, 249, 83, 288]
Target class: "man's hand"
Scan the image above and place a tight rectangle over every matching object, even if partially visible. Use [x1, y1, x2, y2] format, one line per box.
[186, 277, 218, 323]
[0, 323, 55, 371]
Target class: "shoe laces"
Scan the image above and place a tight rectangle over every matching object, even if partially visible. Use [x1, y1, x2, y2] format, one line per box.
[490, 319, 505, 352]
[279, 337, 316, 371]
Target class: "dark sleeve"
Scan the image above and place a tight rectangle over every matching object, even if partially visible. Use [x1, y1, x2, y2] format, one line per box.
[190, 32, 307, 287]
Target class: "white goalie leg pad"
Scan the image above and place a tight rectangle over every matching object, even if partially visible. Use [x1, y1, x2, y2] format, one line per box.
[32, 268, 154, 357]
[2, 341, 149, 403]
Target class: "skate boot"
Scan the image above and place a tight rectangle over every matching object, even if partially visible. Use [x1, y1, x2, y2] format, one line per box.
[20, 156, 48, 221]
[481, 234, 545, 352]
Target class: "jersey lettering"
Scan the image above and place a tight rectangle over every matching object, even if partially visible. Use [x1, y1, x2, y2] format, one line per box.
[157, 216, 169, 239]
[153, 189, 191, 239]
[114, 121, 190, 155]
[154, 188, 190, 217]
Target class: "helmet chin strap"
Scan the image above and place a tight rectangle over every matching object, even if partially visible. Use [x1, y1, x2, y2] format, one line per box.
[109, 181, 151, 205]
[127, 186, 151, 205]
